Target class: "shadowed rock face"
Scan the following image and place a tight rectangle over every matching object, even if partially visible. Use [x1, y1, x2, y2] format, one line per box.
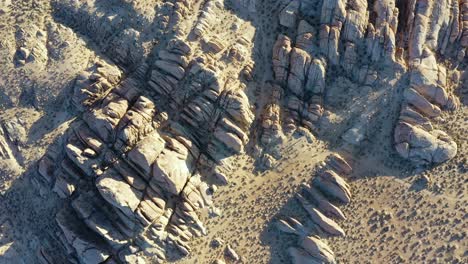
[277, 153, 352, 263]
[263, 0, 463, 167]
[0, 0, 463, 263]
[34, 0, 257, 261]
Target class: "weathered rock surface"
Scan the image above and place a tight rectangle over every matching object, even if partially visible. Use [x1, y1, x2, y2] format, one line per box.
[34, 10, 257, 260]
[394, 49, 459, 165]
[2, 0, 463, 263]
[278, 154, 353, 263]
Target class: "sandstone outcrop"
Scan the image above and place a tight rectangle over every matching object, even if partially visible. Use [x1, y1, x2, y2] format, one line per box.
[72, 59, 123, 111]
[395, 50, 459, 165]
[36, 13, 256, 260]
[279, 0, 300, 28]
[193, 0, 224, 37]
[278, 154, 353, 263]
[270, 0, 463, 167]
[22, 0, 466, 262]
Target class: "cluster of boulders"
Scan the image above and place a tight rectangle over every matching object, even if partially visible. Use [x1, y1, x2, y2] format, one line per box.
[403, 0, 467, 59]
[273, 0, 464, 166]
[37, 21, 256, 261]
[148, 39, 191, 96]
[393, 0, 464, 165]
[14, 25, 48, 66]
[270, 0, 398, 139]
[193, 0, 224, 38]
[29, 0, 467, 262]
[52, 0, 193, 69]
[280, 0, 397, 69]
[277, 153, 352, 263]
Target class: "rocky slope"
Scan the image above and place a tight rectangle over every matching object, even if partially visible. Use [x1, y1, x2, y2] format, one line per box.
[0, 0, 466, 263]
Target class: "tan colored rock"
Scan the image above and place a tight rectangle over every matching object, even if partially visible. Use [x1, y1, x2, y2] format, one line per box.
[193, 0, 223, 37]
[327, 153, 352, 175]
[302, 183, 346, 220]
[225, 245, 240, 261]
[127, 131, 166, 177]
[296, 20, 314, 51]
[394, 122, 457, 164]
[279, 0, 300, 28]
[72, 59, 122, 111]
[152, 149, 191, 195]
[300, 235, 336, 263]
[168, 38, 192, 56]
[84, 95, 130, 142]
[404, 88, 441, 118]
[154, 60, 185, 80]
[272, 34, 292, 83]
[115, 96, 156, 151]
[297, 194, 346, 236]
[288, 247, 323, 264]
[305, 58, 326, 95]
[316, 170, 351, 203]
[158, 50, 189, 67]
[288, 48, 311, 97]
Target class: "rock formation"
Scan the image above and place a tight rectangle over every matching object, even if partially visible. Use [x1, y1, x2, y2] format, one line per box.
[277, 153, 353, 263]
[35, 2, 257, 260]
[0, 0, 461, 262]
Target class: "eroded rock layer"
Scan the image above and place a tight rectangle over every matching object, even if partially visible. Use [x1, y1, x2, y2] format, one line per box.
[28, 0, 466, 263]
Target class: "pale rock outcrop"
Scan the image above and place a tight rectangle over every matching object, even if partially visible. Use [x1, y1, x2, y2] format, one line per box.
[277, 154, 353, 262]
[288, 48, 311, 97]
[96, 170, 143, 218]
[84, 94, 131, 143]
[152, 148, 192, 195]
[272, 35, 292, 83]
[363, 0, 398, 63]
[277, 217, 336, 263]
[394, 122, 457, 164]
[114, 96, 157, 152]
[260, 84, 284, 146]
[72, 60, 122, 111]
[127, 131, 166, 177]
[394, 50, 459, 165]
[296, 20, 315, 51]
[272, 22, 327, 132]
[314, 170, 351, 204]
[299, 235, 336, 263]
[149, 39, 191, 96]
[297, 193, 346, 236]
[327, 153, 353, 175]
[319, 0, 346, 65]
[302, 183, 346, 220]
[288, 247, 324, 264]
